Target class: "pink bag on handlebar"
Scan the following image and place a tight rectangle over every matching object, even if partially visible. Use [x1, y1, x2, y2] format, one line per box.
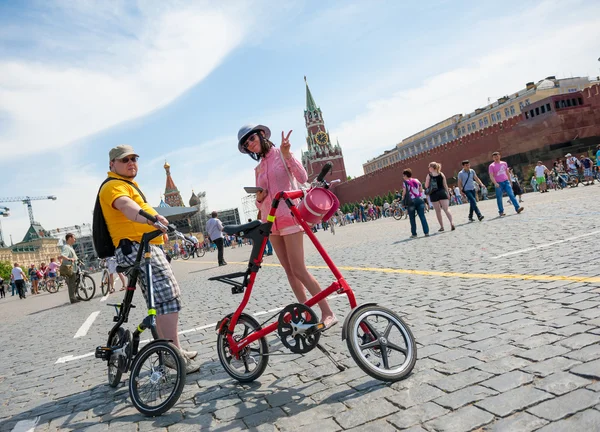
[297, 187, 340, 226]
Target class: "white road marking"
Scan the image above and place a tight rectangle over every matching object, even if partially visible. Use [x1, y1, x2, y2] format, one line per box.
[491, 230, 600, 259]
[55, 295, 347, 364]
[100, 294, 109, 302]
[74, 311, 101, 338]
[11, 417, 39, 432]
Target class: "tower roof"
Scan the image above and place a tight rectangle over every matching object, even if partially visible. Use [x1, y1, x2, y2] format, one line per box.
[164, 160, 178, 193]
[189, 190, 200, 206]
[304, 76, 319, 113]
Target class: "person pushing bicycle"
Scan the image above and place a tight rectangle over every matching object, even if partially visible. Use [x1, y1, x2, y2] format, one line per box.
[98, 145, 200, 374]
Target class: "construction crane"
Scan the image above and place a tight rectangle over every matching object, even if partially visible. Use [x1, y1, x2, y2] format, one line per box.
[0, 195, 57, 225]
[0, 206, 9, 248]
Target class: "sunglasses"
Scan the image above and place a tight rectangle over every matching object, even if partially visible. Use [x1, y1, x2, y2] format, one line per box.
[117, 156, 139, 163]
[244, 133, 259, 148]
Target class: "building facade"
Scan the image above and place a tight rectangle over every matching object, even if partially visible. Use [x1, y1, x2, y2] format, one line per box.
[215, 208, 241, 227]
[301, 78, 348, 185]
[362, 76, 591, 174]
[163, 161, 185, 207]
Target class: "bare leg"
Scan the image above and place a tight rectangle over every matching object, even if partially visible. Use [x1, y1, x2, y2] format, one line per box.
[156, 312, 181, 348]
[439, 199, 454, 227]
[109, 273, 114, 291]
[118, 273, 126, 289]
[433, 201, 443, 229]
[270, 233, 335, 323]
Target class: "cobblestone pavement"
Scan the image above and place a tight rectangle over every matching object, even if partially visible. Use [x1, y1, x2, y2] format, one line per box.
[2, 185, 600, 431]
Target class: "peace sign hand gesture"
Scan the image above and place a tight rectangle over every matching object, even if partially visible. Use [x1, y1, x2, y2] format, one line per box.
[281, 130, 292, 160]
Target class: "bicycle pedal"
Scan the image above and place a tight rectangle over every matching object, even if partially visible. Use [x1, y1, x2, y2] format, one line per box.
[95, 346, 112, 360]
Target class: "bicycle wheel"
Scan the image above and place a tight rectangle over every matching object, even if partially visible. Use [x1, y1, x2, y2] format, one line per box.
[181, 249, 190, 261]
[346, 305, 416, 382]
[108, 327, 130, 387]
[76, 274, 96, 301]
[171, 252, 179, 261]
[393, 209, 403, 220]
[129, 341, 186, 417]
[197, 248, 205, 258]
[46, 279, 58, 293]
[217, 314, 269, 383]
[100, 270, 110, 296]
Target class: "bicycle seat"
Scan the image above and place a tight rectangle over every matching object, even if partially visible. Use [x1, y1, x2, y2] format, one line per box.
[116, 265, 133, 274]
[223, 220, 261, 236]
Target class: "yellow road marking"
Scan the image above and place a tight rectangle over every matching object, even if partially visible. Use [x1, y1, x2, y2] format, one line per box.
[178, 260, 600, 283]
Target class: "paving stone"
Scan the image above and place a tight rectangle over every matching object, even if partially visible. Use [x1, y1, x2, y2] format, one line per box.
[484, 412, 548, 431]
[571, 359, 600, 379]
[461, 328, 505, 342]
[536, 408, 600, 431]
[534, 371, 592, 395]
[473, 344, 526, 362]
[386, 402, 448, 429]
[552, 324, 594, 337]
[527, 388, 600, 421]
[213, 400, 270, 421]
[430, 369, 492, 393]
[514, 333, 563, 350]
[289, 418, 342, 432]
[425, 405, 494, 432]
[558, 333, 600, 350]
[345, 420, 397, 432]
[243, 407, 286, 428]
[430, 347, 474, 363]
[475, 355, 532, 375]
[334, 399, 398, 429]
[564, 343, 600, 362]
[516, 345, 571, 362]
[523, 356, 581, 377]
[275, 402, 347, 431]
[480, 370, 534, 392]
[385, 383, 445, 408]
[434, 385, 497, 410]
[475, 385, 553, 417]
[433, 356, 483, 374]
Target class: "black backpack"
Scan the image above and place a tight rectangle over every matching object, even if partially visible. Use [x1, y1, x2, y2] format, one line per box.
[93, 178, 147, 258]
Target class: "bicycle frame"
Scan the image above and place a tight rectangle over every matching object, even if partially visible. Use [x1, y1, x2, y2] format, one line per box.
[106, 230, 164, 357]
[219, 189, 357, 358]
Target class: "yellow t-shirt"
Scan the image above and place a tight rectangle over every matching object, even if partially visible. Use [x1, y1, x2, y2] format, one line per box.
[99, 172, 163, 247]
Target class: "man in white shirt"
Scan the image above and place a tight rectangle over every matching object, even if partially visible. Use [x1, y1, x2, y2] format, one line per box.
[453, 186, 463, 205]
[206, 211, 226, 266]
[565, 153, 579, 175]
[11, 263, 28, 299]
[189, 234, 199, 258]
[534, 161, 549, 193]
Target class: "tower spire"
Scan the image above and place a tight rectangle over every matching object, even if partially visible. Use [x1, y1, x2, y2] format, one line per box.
[305, 76, 318, 113]
[163, 160, 184, 207]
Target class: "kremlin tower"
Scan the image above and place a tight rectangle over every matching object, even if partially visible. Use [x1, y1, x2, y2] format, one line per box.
[163, 161, 184, 207]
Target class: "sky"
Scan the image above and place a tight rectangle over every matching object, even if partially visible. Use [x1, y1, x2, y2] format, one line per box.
[0, 0, 599, 243]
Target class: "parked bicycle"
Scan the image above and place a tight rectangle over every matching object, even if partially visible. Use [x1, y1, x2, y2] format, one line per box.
[210, 163, 416, 384]
[95, 214, 191, 416]
[99, 259, 110, 296]
[73, 260, 97, 301]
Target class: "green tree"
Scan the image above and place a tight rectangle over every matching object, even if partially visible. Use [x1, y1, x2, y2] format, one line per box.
[0, 260, 11, 281]
[347, 175, 353, 181]
[373, 196, 382, 206]
[387, 191, 395, 203]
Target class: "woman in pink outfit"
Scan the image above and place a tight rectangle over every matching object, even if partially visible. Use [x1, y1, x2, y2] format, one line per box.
[237, 124, 337, 329]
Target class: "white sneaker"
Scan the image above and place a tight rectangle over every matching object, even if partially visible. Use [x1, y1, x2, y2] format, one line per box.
[163, 352, 201, 374]
[181, 349, 197, 360]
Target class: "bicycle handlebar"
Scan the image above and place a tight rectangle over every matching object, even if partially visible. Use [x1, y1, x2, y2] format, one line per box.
[138, 209, 189, 241]
[316, 162, 333, 183]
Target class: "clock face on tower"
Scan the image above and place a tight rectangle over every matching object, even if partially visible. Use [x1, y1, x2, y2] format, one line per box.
[315, 131, 328, 146]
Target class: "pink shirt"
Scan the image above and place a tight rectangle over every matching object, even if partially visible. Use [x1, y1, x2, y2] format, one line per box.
[256, 148, 308, 235]
[404, 179, 423, 199]
[47, 262, 59, 273]
[489, 161, 509, 183]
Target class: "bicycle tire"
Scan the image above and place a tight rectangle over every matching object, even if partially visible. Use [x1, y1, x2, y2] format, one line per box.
[346, 305, 416, 382]
[129, 341, 186, 417]
[393, 209, 403, 220]
[197, 247, 205, 258]
[76, 274, 96, 301]
[100, 270, 110, 296]
[181, 250, 190, 261]
[46, 279, 58, 293]
[108, 327, 128, 387]
[217, 313, 269, 383]
[171, 253, 179, 261]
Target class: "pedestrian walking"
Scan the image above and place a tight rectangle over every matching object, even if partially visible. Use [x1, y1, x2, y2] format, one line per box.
[59, 233, 80, 303]
[534, 161, 549, 193]
[11, 263, 28, 299]
[509, 168, 524, 202]
[580, 154, 594, 185]
[28, 263, 40, 295]
[402, 169, 429, 238]
[457, 160, 484, 222]
[453, 185, 463, 205]
[424, 162, 455, 231]
[488, 151, 524, 216]
[237, 124, 337, 329]
[206, 211, 226, 266]
[0, 277, 5, 298]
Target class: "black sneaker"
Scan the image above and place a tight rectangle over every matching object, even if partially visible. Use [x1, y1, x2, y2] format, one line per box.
[468, 218, 474, 222]
[478, 215, 484, 221]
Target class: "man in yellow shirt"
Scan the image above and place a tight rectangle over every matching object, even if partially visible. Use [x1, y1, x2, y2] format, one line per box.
[98, 145, 199, 374]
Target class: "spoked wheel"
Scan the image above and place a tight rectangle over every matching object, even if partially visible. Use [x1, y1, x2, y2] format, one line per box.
[197, 248, 206, 258]
[100, 270, 110, 296]
[108, 328, 131, 387]
[76, 274, 96, 301]
[346, 305, 416, 382]
[181, 249, 190, 261]
[171, 252, 179, 261]
[393, 209, 403, 220]
[217, 313, 269, 383]
[129, 341, 186, 417]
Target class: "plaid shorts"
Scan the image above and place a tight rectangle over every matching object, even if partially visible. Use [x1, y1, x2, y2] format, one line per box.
[584, 168, 593, 177]
[115, 243, 181, 315]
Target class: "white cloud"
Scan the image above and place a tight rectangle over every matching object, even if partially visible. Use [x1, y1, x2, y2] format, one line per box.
[332, 1, 600, 176]
[0, 2, 249, 158]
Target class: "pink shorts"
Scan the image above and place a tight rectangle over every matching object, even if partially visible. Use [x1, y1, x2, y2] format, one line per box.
[270, 213, 304, 236]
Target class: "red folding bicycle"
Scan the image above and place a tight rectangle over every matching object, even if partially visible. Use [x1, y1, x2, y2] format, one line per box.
[210, 163, 417, 383]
